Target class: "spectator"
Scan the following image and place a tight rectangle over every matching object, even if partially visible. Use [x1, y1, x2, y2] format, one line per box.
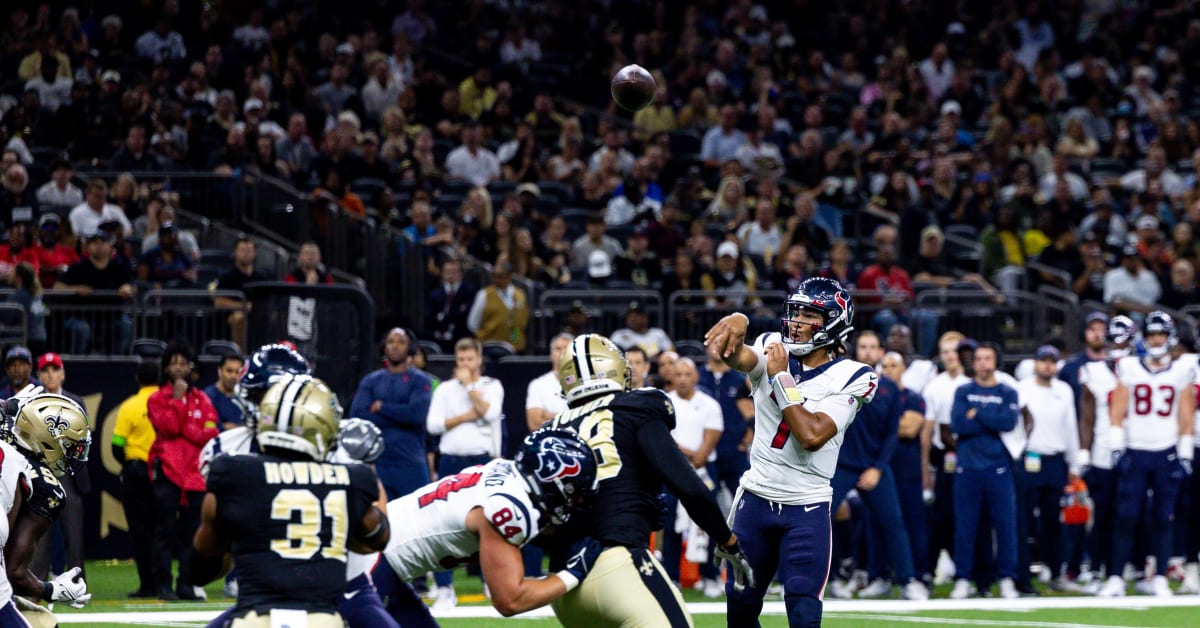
[426, 257, 477, 351]
[467, 261, 530, 353]
[1162, 259, 1200, 310]
[817, 239, 859, 289]
[314, 62, 356, 117]
[858, 225, 916, 333]
[213, 236, 265, 351]
[633, 84, 677, 142]
[1103, 241, 1162, 315]
[238, 98, 285, 143]
[1038, 153, 1089, 202]
[142, 206, 200, 263]
[525, 333, 572, 433]
[5, 262, 46, 354]
[0, 163, 38, 229]
[611, 301, 673, 358]
[56, 231, 135, 354]
[349, 328, 434, 498]
[147, 342, 217, 601]
[587, 126, 635, 175]
[707, 175, 748, 225]
[17, 32, 72, 81]
[700, 105, 746, 170]
[702, 240, 757, 308]
[24, 55, 71, 112]
[134, 16, 186, 61]
[662, 357, 724, 596]
[284, 241, 333, 285]
[110, 125, 160, 171]
[736, 126, 785, 178]
[570, 213, 622, 267]
[276, 113, 317, 185]
[879, 351, 933, 584]
[69, 180, 132, 239]
[30, 352, 88, 583]
[919, 42, 954, 102]
[203, 353, 246, 431]
[0, 221, 39, 276]
[112, 359, 160, 598]
[737, 200, 782, 259]
[949, 343, 1021, 600]
[0, 345, 35, 397]
[771, 243, 811, 295]
[137, 221, 196, 288]
[31, 214, 76, 288]
[444, 122, 500, 187]
[613, 225, 661, 288]
[35, 159, 83, 212]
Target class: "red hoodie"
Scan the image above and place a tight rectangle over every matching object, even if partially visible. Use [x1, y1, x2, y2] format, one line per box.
[147, 385, 218, 492]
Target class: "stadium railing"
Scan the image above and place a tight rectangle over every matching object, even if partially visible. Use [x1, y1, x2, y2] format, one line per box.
[535, 289, 664, 352]
[42, 290, 137, 356]
[0, 303, 27, 348]
[138, 289, 248, 352]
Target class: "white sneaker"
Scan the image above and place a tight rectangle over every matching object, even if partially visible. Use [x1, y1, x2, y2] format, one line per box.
[998, 578, 1018, 599]
[1051, 576, 1081, 593]
[849, 569, 869, 593]
[1168, 558, 1186, 582]
[766, 582, 785, 597]
[1180, 564, 1200, 595]
[902, 580, 929, 601]
[1081, 580, 1103, 595]
[432, 586, 457, 611]
[222, 579, 238, 599]
[702, 578, 724, 598]
[950, 579, 971, 599]
[858, 578, 893, 598]
[1151, 575, 1173, 597]
[827, 580, 853, 599]
[1097, 576, 1126, 597]
[934, 551, 956, 585]
[1134, 579, 1155, 595]
[192, 586, 208, 601]
[1077, 570, 1096, 585]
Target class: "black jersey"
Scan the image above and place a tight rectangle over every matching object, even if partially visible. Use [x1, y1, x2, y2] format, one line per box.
[20, 460, 64, 522]
[550, 388, 729, 549]
[206, 453, 378, 616]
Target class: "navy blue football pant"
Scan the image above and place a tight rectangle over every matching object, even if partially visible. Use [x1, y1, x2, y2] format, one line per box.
[340, 572, 401, 628]
[0, 601, 30, 627]
[1016, 453, 1068, 585]
[371, 557, 439, 628]
[433, 453, 493, 587]
[1112, 448, 1185, 577]
[1173, 444, 1200, 562]
[830, 465, 916, 583]
[953, 465, 1018, 582]
[726, 489, 831, 628]
[930, 450, 996, 588]
[888, 471, 928, 579]
[1085, 466, 1118, 576]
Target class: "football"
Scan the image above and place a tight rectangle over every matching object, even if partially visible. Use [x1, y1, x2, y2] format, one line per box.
[610, 64, 656, 112]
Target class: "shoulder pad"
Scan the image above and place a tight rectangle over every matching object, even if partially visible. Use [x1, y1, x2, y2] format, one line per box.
[752, 332, 783, 353]
[838, 361, 879, 398]
[615, 388, 676, 427]
[21, 464, 65, 521]
[482, 492, 538, 547]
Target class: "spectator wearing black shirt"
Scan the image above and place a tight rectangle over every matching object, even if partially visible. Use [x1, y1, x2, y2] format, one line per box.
[345, 131, 390, 183]
[110, 125, 161, 171]
[137, 222, 195, 288]
[214, 236, 264, 351]
[0, 163, 39, 230]
[1161, 259, 1200, 310]
[779, 193, 832, 264]
[613, 226, 661, 289]
[771, 243, 812, 294]
[56, 231, 135, 354]
[283, 242, 333, 285]
[425, 257, 477, 351]
[1072, 230, 1108, 303]
[1036, 225, 1084, 290]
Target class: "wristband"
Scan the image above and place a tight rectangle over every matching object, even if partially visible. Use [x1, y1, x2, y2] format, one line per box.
[1108, 425, 1126, 453]
[42, 580, 53, 601]
[1179, 435, 1195, 461]
[771, 373, 805, 411]
[1076, 449, 1090, 469]
[556, 570, 580, 593]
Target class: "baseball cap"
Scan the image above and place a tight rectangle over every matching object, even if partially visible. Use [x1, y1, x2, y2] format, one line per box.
[160, 220, 177, 233]
[1121, 240, 1140, 257]
[631, 224, 650, 238]
[940, 100, 962, 116]
[627, 300, 646, 314]
[37, 352, 63, 370]
[920, 225, 944, 241]
[1085, 311, 1109, 328]
[336, 42, 356, 56]
[1035, 345, 1061, 361]
[956, 338, 979, 351]
[358, 130, 379, 145]
[243, 98, 264, 112]
[716, 241, 740, 258]
[85, 230, 113, 243]
[5, 346, 32, 365]
[515, 182, 541, 198]
[588, 250, 612, 278]
[1135, 214, 1160, 231]
[38, 213, 61, 229]
[100, 70, 121, 84]
[568, 300, 587, 315]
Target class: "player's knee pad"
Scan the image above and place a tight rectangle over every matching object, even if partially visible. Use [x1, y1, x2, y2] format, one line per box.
[784, 593, 822, 628]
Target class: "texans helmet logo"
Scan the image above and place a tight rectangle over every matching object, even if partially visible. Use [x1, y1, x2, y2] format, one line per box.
[834, 292, 849, 313]
[535, 442, 584, 482]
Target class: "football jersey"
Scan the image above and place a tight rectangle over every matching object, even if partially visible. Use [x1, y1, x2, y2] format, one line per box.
[741, 332, 878, 505]
[0, 440, 32, 604]
[198, 426, 257, 480]
[206, 453, 379, 616]
[1115, 356, 1196, 451]
[1079, 360, 1119, 470]
[381, 458, 540, 580]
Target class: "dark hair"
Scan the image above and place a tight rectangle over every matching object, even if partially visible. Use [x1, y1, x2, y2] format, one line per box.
[136, 360, 160, 386]
[160, 341, 194, 382]
[220, 354, 245, 369]
[975, 342, 1004, 366]
[625, 346, 648, 362]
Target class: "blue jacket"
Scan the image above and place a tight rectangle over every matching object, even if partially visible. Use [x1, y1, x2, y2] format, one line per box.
[203, 384, 243, 429]
[890, 388, 926, 479]
[951, 381, 1019, 470]
[839, 375, 900, 471]
[698, 367, 751, 462]
[349, 367, 434, 470]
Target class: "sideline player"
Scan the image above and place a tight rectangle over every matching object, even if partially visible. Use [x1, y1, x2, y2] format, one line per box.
[1099, 311, 1195, 597]
[192, 376, 388, 626]
[706, 277, 877, 627]
[548, 333, 753, 628]
[1078, 315, 1134, 592]
[372, 428, 600, 624]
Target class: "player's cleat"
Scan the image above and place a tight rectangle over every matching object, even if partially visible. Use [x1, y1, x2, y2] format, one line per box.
[1180, 564, 1200, 594]
[1167, 558, 1186, 582]
[1096, 576, 1126, 597]
[934, 550, 956, 585]
[1151, 575, 1173, 597]
[432, 585, 457, 611]
[998, 578, 1019, 599]
[223, 579, 238, 599]
[858, 578, 892, 598]
[702, 578, 724, 599]
[1050, 575, 1081, 593]
[766, 582, 784, 597]
[949, 579, 972, 599]
[827, 580, 853, 599]
[127, 588, 155, 598]
[1134, 578, 1155, 595]
[901, 580, 929, 601]
[849, 569, 869, 593]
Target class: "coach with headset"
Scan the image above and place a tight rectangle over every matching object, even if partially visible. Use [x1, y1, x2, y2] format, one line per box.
[350, 328, 435, 499]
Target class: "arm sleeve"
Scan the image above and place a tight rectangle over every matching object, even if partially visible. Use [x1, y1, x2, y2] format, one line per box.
[467, 290, 486, 334]
[425, 385, 449, 436]
[637, 419, 732, 544]
[113, 400, 133, 441]
[977, 387, 1020, 433]
[378, 378, 433, 427]
[950, 387, 981, 436]
[147, 390, 182, 438]
[181, 393, 219, 446]
[873, 392, 900, 469]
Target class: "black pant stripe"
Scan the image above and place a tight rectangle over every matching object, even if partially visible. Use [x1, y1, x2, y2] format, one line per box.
[631, 548, 690, 628]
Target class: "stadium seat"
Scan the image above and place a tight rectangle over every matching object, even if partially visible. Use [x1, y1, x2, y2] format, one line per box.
[201, 339, 242, 358]
[675, 339, 707, 359]
[131, 338, 168, 359]
[418, 340, 444, 356]
[481, 341, 516, 362]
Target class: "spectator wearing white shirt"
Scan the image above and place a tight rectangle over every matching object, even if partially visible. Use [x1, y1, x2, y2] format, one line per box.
[361, 56, 404, 122]
[736, 200, 781, 258]
[587, 127, 635, 175]
[525, 333, 573, 432]
[611, 301, 674, 359]
[1015, 346, 1080, 592]
[885, 324, 938, 393]
[424, 337, 504, 602]
[236, 99, 286, 142]
[36, 160, 83, 212]
[69, 179, 132, 238]
[923, 331, 971, 582]
[1103, 242, 1162, 314]
[1119, 146, 1186, 198]
[134, 16, 187, 63]
[444, 122, 500, 187]
[700, 105, 746, 170]
[918, 43, 955, 102]
[734, 127, 784, 179]
[231, 10, 270, 50]
[1038, 153, 1090, 201]
[663, 358, 724, 596]
[24, 56, 72, 113]
[498, 24, 542, 68]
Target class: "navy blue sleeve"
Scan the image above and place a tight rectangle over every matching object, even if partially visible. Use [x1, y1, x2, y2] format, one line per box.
[872, 379, 900, 469]
[976, 384, 1020, 433]
[950, 385, 982, 436]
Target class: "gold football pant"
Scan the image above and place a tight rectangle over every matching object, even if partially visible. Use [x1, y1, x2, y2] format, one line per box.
[552, 545, 693, 628]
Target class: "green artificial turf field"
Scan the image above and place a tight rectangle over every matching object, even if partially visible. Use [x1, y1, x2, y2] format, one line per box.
[49, 560, 1200, 627]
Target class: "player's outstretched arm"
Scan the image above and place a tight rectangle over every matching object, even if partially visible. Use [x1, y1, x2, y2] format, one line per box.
[704, 313, 759, 373]
[191, 493, 232, 586]
[470, 508, 590, 616]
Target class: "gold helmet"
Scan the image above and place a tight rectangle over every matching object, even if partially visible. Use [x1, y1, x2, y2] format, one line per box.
[12, 394, 91, 477]
[556, 334, 631, 405]
[256, 375, 342, 461]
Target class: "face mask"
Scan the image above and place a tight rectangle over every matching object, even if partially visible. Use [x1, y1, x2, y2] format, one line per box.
[1147, 344, 1170, 358]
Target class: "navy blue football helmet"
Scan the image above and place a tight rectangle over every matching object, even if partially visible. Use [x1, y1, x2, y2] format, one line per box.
[514, 428, 598, 526]
[1106, 315, 1136, 359]
[781, 277, 855, 356]
[237, 344, 311, 426]
[1143, 310, 1177, 358]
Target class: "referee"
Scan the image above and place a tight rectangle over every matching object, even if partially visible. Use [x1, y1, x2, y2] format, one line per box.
[1015, 345, 1080, 592]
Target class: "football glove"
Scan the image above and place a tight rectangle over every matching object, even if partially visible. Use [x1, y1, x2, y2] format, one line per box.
[48, 567, 90, 605]
[564, 537, 603, 581]
[4, 384, 44, 417]
[714, 539, 755, 592]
